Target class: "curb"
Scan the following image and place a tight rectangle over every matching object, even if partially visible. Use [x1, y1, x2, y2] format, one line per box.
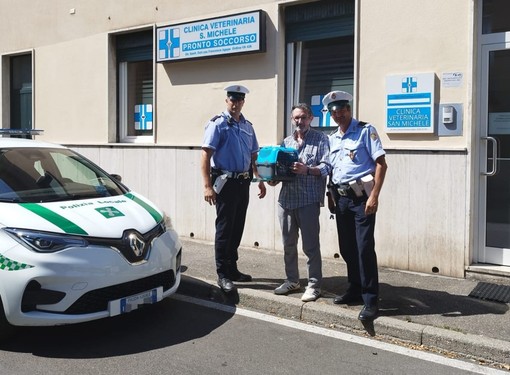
[177, 275, 510, 366]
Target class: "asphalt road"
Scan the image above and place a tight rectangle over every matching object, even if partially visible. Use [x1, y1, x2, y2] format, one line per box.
[0, 296, 503, 375]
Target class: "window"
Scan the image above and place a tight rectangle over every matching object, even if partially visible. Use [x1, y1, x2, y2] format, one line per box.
[285, 0, 354, 131]
[9, 54, 32, 136]
[482, 0, 510, 34]
[116, 30, 154, 143]
[294, 36, 354, 108]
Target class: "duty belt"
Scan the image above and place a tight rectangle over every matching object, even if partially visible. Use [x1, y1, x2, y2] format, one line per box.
[222, 170, 251, 179]
[334, 183, 352, 197]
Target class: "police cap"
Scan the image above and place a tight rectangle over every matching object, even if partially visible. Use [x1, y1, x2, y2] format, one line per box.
[225, 84, 249, 100]
[322, 91, 353, 111]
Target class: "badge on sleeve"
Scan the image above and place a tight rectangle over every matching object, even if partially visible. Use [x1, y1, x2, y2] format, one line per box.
[370, 131, 378, 141]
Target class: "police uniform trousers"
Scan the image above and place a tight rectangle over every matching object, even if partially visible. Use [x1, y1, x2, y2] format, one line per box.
[335, 195, 379, 307]
[214, 177, 251, 279]
[278, 203, 322, 288]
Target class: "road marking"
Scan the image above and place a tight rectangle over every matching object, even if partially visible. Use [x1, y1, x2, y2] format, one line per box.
[173, 294, 507, 375]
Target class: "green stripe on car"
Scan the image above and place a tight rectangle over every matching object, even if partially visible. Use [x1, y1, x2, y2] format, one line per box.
[125, 193, 163, 223]
[20, 203, 88, 235]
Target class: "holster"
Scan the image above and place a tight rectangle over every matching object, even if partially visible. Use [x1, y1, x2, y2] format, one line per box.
[326, 181, 336, 214]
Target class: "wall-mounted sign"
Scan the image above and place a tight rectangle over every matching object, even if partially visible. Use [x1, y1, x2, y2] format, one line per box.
[489, 112, 510, 135]
[386, 73, 435, 133]
[134, 104, 153, 130]
[157, 10, 266, 62]
[442, 71, 463, 88]
[310, 95, 332, 127]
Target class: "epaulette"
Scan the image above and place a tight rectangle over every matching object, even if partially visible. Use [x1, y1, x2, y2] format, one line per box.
[358, 121, 367, 127]
[328, 127, 340, 136]
[210, 114, 222, 122]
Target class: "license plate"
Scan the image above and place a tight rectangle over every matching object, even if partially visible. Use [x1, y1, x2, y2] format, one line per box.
[109, 286, 163, 317]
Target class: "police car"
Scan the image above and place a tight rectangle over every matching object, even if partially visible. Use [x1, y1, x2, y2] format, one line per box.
[0, 135, 182, 338]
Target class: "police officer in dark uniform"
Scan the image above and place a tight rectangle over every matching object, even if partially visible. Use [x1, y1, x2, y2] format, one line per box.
[324, 90, 388, 321]
[201, 84, 266, 293]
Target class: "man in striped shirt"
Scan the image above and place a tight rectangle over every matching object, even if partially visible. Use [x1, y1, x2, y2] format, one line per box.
[268, 103, 331, 302]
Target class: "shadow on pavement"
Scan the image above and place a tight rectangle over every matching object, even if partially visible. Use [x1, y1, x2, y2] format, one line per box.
[0, 289, 235, 359]
[378, 283, 509, 318]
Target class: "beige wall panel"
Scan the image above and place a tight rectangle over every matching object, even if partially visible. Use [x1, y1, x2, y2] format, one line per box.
[71, 147, 101, 170]
[36, 35, 108, 143]
[319, 207, 343, 261]
[147, 148, 177, 221]
[250, 182, 279, 250]
[376, 152, 468, 278]
[407, 152, 467, 277]
[375, 153, 411, 271]
[173, 148, 208, 240]
[121, 148, 151, 194]
[358, 0, 473, 150]
[99, 147, 126, 179]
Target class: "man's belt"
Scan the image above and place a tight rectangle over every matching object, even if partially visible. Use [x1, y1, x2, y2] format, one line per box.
[333, 181, 366, 198]
[334, 183, 353, 197]
[212, 169, 251, 180]
[332, 175, 375, 198]
[224, 171, 251, 179]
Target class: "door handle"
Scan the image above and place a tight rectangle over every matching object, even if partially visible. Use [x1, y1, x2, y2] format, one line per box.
[481, 136, 498, 176]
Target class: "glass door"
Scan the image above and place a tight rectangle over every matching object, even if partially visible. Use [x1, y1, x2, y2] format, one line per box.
[480, 42, 510, 265]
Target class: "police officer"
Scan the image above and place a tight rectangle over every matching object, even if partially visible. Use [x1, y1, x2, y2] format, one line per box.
[323, 90, 388, 321]
[201, 84, 266, 293]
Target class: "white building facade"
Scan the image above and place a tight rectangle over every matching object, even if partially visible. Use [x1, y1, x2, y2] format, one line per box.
[1, 0, 509, 279]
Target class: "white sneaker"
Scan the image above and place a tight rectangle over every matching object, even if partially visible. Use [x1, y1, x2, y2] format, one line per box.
[274, 281, 301, 295]
[301, 287, 321, 302]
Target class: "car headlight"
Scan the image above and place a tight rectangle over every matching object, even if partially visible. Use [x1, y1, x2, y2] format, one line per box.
[3, 228, 89, 253]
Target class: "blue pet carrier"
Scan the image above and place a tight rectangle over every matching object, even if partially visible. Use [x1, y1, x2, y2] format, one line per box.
[256, 146, 299, 181]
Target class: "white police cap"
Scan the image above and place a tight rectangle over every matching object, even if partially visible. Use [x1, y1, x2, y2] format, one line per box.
[224, 84, 249, 100]
[322, 90, 353, 111]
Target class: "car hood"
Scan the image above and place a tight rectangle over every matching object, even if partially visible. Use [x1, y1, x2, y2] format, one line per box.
[0, 192, 164, 238]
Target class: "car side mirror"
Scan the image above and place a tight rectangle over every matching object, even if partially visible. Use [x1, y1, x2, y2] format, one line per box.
[110, 174, 122, 182]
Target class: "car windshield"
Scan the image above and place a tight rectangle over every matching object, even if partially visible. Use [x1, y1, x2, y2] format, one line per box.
[0, 147, 127, 203]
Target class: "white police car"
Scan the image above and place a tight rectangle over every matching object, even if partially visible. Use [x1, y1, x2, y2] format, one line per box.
[0, 136, 182, 338]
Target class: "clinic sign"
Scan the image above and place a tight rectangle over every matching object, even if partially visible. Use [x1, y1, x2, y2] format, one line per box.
[157, 10, 265, 62]
[386, 73, 435, 133]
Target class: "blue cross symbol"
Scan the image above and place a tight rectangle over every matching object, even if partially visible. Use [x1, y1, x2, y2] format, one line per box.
[402, 77, 417, 93]
[158, 28, 181, 60]
[134, 104, 153, 130]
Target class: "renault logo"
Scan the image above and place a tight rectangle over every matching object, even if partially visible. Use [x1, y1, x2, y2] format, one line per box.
[128, 233, 146, 257]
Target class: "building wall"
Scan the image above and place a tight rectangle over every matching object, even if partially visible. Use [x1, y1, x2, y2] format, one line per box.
[355, 0, 475, 277]
[358, 0, 474, 150]
[1, 0, 478, 277]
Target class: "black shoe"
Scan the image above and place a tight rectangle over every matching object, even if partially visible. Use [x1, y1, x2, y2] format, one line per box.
[230, 271, 252, 282]
[218, 278, 236, 293]
[333, 292, 363, 305]
[358, 305, 379, 321]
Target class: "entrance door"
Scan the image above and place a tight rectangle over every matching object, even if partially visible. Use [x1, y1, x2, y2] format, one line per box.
[480, 42, 510, 265]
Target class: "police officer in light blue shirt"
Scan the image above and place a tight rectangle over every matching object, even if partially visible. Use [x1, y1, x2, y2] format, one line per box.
[201, 84, 266, 293]
[324, 90, 388, 322]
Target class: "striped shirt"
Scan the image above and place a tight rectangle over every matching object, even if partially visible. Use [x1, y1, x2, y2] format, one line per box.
[278, 128, 331, 210]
